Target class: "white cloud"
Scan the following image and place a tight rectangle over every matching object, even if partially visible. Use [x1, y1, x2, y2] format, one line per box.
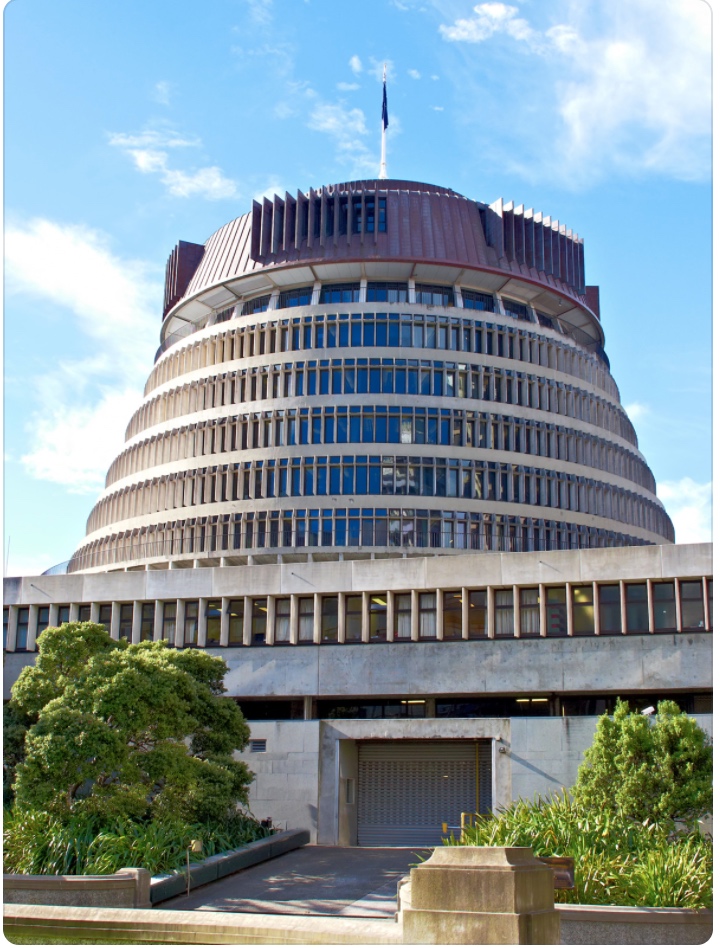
[109, 127, 238, 200]
[6, 219, 161, 492]
[624, 402, 649, 424]
[349, 54, 363, 75]
[308, 101, 376, 176]
[408, 69, 421, 79]
[152, 81, 172, 106]
[337, 81, 360, 91]
[430, 74, 439, 80]
[657, 478, 712, 544]
[245, 0, 273, 26]
[253, 180, 286, 203]
[438, 0, 710, 184]
[431, 106, 444, 112]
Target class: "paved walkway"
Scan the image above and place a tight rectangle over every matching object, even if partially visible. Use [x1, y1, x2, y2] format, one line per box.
[160, 846, 425, 917]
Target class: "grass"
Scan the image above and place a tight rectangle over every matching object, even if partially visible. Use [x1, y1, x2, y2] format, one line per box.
[3, 808, 271, 877]
[447, 791, 712, 910]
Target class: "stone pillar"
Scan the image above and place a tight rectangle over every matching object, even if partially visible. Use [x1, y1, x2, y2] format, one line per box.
[400, 846, 559, 945]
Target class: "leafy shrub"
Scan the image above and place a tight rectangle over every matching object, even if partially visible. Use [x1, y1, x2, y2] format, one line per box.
[3, 807, 271, 876]
[449, 792, 712, 909]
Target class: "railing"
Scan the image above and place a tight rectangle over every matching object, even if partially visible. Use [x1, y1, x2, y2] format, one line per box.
[68, 526, 640, 573]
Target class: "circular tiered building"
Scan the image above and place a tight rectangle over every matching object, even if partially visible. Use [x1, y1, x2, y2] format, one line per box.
[70, 179, 673, 572]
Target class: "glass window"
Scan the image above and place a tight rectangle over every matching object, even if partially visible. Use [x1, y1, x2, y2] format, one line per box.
[184, 601, 199, 645]
[251, 599, 268, 645]
[228, 599, 244, 645]
[78, 605, 91, 622]
[394, 594, 412, 640]
[598, 585, 621, 635]
[419, 593, 437, 639]
[16, 607, 29, 650]
[415, 284, 453, 307]
[279, 286, 313, 309]
[98, 604, 112, 630]
[319, 283, 360, 304]
[140, 603, 155, 641]
[162, 602, 176, 642]
[502, 298, 531, 321]
[345, 595, 362, 641]
[241, 295, 270, 315]
[367, 282, 408, 303]
[520, 588, 540, 636]
[119, 604, 133, 640]
[274, 598, 290, 643]
[626, 583, 649, 633]
[57, 605, 71, 625]
[494, 589, 514, 637]
[443, 591, 462, 639]
[299, 597, 314, 642]
[468, 590, 487, 638]
[321, 596, 339, 643]
[36, 606, 51, 638]
[369, 595, 387, 642]
[572, 586, 595, 635]
[545, 587, 567, 637]
[652, 582, 676, 631]
[679, 582, 704, 631]
[461, 289, 494, 312]
[205, 601, 222, 645]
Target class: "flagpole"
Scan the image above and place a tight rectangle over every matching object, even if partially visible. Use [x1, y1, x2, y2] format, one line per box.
[380, 63, 388, 180]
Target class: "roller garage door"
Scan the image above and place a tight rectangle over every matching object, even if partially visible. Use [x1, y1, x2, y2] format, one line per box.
[357, 740, 492, 847]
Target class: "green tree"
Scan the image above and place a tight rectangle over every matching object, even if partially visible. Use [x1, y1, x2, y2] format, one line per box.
[9, 622, 253, 822]
[574, 700, 712, 825]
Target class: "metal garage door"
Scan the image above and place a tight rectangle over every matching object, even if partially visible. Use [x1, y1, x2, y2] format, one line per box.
[357, 740, 492, 847]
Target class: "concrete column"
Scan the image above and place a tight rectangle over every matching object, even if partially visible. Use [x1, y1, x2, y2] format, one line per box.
[400, 847, 560, 944]
[26, 604, 39, 651]
[647, 579, 655, 633]
[410, 589, 419, 641]
[266, 596, 276, 645]
[436, 588, 443, 640]
[386, 591, 394, 642]
[487, 588, 495, 638]
[592, 581, 600, 635]
[703, 576, 710, 632]
[290, 595, 299, 645]
[313, 593, 322, 644]
[359, 278, 368, 303]
[220, 596, 230, 646]
[513, 586, 521, 637]
[453, 284, 463, 308]
[619, 582, 628, 635]
[566, 583, 574, 636]
[48, 604, 59, 628]
[539, 585, 547, 637]
[69, 603, 79, 622]
[243, 597, 252, 646]
[110, 602, 121, 641]
[425, 697, 436, 718]
[303, 696, 313, 720]
[153, 600, 163, 642]
[674, 577, 682, 631]
[495, 294, 506, 315]
[174, 599, 185, 648]
[361, 592, 370, 643]
[337, 593, 346, 644]
[6, 606, 18, 651]
[461, 587, 469, 640]
[90, 602, 100, 623]
[132, 601, 142, 644]
[268, 288, 280, 310]
[198, 598, 208, 647]
[407, 279, 416, 304]
[311, 281, 322, 306]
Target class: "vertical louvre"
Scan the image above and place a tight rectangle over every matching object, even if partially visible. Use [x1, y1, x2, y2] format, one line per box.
[357, 740, 492, 847]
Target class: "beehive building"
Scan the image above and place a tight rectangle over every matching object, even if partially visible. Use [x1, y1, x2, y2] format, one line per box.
[3, 179, 710, 847]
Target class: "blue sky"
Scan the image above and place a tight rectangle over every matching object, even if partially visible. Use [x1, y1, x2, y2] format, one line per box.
[3, 0, 712, 576]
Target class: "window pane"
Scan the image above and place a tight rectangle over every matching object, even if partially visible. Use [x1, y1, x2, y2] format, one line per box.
[274, 598, 290, 643]
[680, 581, 704, 631]
[468, 590, 487, 638]
[494, 589, 514, 637]
[369, 595, 387, 641]
[545, 587, 567, 637]
[626, 583, 649, 633]
[443, 591, 462, 639]
[299, 597, 314, 642]
[228, 599, 244, 644]
[345, 595, 363, 641]
[519, 587, 540, 636]
[394, 594, 412, 640]
[419, 593, 437, 638]
[185, 601, 199, 645]
[321, 596, 339, 642]
[599, 585, 621, 635]
[652, 582, 676, 631]
[252, 598, 268, 644]
[572, 586, 594, 635]
[206, 600, 222, 646]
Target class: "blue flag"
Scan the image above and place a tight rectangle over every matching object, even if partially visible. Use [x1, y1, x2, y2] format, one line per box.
[382, 78, 389, 131]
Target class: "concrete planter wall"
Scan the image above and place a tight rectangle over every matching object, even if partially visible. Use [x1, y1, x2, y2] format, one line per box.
[558, 904, 712, 945]
[3, 868, 151, 909]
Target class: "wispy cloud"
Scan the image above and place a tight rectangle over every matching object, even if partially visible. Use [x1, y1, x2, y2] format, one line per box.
[151, 81, 172, 106]
[349, 54, 363, 75]
[437, 0, 710, 184]
[624, 402, 650, 424]
[245, 0, 273, 26]
[6, 219, 161, 493]
[657, 478, 711, 544]
[408, 68, 421, 79]
[109, 126, 238, 199]
[307, 100, 377, 177]
[337, 81, 360, 91]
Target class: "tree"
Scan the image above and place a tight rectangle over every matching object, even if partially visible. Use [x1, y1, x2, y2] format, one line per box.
[9, 622, 253, 823]
[573, 700, 712, 825]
